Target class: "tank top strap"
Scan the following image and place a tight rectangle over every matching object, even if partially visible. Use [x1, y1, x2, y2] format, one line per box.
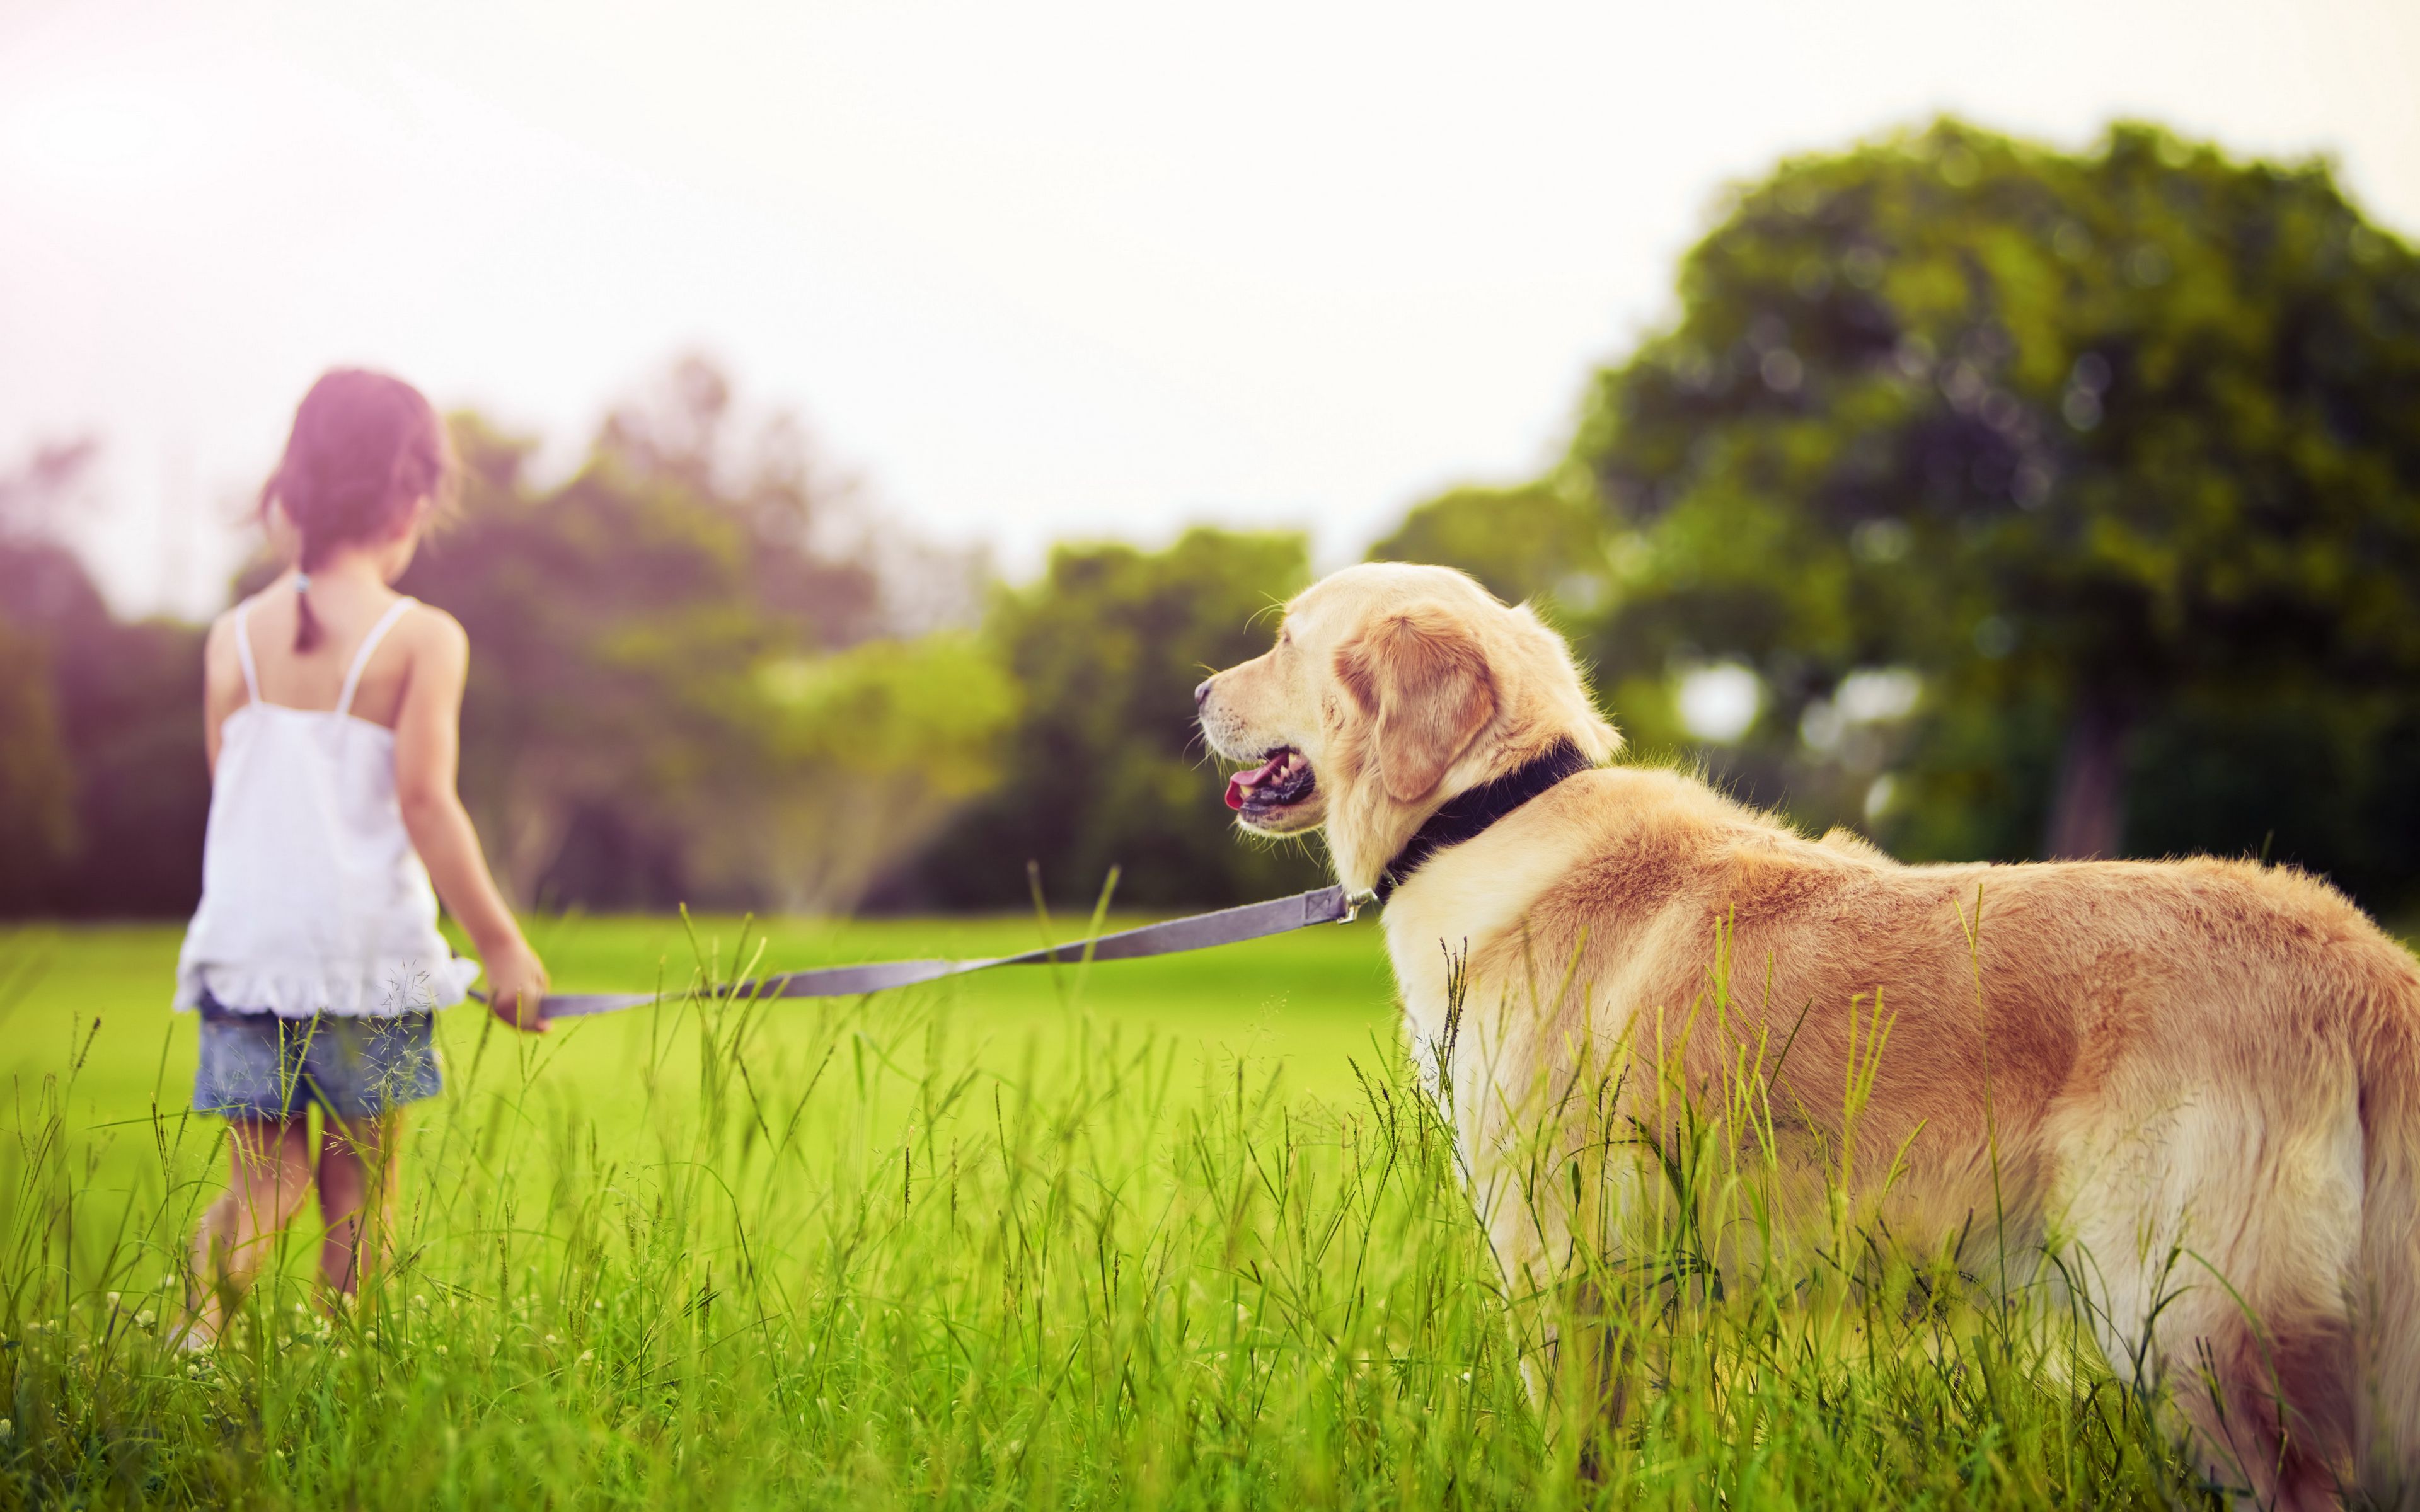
[231, 598, 262, 703]
[336, 597, 417, 719]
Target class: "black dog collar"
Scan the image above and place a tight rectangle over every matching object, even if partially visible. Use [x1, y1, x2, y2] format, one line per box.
[1371, 740, 1593, 904]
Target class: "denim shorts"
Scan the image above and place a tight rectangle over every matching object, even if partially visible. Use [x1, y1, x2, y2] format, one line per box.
[193, 994, 443, 1120]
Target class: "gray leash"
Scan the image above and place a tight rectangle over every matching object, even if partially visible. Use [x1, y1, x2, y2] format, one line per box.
[517, 884, 1363, 1020]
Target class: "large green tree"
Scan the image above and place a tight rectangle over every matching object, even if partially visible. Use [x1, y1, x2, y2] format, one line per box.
[395, 415, 797, 907]
[1367, 483, 1607, 613]
[1565, 120, 2420, 879]
[394, 369, 1009, 914]
[899, 528, 1327, 911]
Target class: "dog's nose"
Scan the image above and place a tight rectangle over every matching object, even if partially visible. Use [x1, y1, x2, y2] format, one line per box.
[1194, 678, 1213, 709]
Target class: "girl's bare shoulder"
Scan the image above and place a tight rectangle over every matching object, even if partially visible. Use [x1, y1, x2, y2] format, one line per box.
[200, 598, 279, 715]
[393, 600, 470, 667]
[200, 604, 246, 687]
[205, 592, 263, 643]
[207, 588, 285, 641]
[204, 589, 287, 651]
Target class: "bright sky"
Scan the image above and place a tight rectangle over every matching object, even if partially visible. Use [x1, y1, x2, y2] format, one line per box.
[4, 0, 2416, 619]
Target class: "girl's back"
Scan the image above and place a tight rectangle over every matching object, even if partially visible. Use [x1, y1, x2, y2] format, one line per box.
[172, 368, 545, 1028]
[181, 573, 477, 1018]
[212, 585, 420, 727]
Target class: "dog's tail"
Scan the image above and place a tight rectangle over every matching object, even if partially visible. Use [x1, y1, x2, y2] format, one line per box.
[2357, 964, 2420, 1509]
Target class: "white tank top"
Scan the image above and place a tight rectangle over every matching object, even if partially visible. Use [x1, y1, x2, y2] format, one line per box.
[173, 595, 481, 1017]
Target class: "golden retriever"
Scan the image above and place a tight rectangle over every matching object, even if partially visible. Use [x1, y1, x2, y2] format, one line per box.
[1197, 561, 2420, 1510]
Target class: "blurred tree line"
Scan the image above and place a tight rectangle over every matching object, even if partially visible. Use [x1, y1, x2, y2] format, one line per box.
[0, 440, 208, 917]
[1, 362, 1022, 918]
[5, 119, 2416, 922]
[882, 527, 1327, 912]
[0, 358, 1308, 920]
[384, 360, 1017, 914]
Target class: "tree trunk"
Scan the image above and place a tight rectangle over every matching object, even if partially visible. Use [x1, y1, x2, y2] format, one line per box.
[2043, 696, 2134, 860]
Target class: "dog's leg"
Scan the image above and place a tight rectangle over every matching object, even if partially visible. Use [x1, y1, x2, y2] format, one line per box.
[2054, 1093, 2361, 1511]
[1557, 1276, 1632, 1486]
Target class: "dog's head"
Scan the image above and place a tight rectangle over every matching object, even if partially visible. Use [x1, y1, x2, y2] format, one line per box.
[1196, 563, 1618, 893]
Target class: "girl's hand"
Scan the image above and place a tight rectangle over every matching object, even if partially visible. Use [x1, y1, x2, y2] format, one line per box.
[482, 941, 551, 1033]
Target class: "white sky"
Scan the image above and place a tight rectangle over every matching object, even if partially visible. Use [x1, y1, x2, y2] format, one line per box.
[4, 0, 2416, 620]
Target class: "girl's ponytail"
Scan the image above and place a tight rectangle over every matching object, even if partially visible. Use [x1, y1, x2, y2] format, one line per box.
[258, 370, 457, 651]
[294, 574, 323, 652]
[258, 463, 328, 653]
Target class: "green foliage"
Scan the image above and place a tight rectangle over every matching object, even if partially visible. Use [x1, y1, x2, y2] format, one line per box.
[740, 635, 1022, 912]
[47, 617, 212, 914]
[1, 919, 2211, 1508]
[1366, 483, 1608, 613]
[2124, 688, 2420, 902]
[1, 364, 1012, 922]
[1562, 119, 2420, 895]
[399, 416, 814, 908]
[758, 634, 1018, 794]
[387, 386, 1010, 915]
[904, 528, 1327, 910]
[0, 535, 209, 917]
[0, 620, 75, 881]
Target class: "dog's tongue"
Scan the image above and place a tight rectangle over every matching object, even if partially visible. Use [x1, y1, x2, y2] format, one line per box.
[1224, 753, 1290, 811]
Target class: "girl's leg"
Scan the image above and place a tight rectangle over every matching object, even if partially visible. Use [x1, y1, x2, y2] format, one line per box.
[316, 1111, 403, 1300]
[185, 1115, 314, 1343]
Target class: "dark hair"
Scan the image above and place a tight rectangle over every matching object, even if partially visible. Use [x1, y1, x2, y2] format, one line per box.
[259, 369, 457, 651]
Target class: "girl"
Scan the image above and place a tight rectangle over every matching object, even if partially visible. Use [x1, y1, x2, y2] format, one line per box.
[176, 369, 548, 1344]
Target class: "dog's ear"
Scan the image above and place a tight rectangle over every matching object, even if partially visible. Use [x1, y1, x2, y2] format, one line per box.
[1335, 605, 1497, 803]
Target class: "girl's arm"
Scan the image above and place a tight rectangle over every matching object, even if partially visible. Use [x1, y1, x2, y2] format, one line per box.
[391, 607, 550, 1031]
[201, 611, 244, 776]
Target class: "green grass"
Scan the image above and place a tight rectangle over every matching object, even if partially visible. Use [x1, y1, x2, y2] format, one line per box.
[0, 915, 2208, 1509]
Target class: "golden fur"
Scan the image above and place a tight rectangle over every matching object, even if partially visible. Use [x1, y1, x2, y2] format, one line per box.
[1199, 563, 2420, 1511]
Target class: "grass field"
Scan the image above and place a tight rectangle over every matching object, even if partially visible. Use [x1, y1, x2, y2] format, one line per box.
[2, 913, 2214, 1509]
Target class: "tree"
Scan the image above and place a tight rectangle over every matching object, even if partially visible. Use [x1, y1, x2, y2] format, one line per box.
[0, 444, 210, 917]
[1367, 483, 1608, 613]
[0, 358, 1007, 922]
[393, 413, 786, 905]
[747, 633, 1019, 912]
[1565, 120, 2420, 877]
[0, 619, 76, 901]
[0, 449, 88, 897]
[393, 369, 1011, 914]
[896, 528, 1327, 911]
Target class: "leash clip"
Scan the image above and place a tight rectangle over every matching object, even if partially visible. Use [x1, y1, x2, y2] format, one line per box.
[1340, 888, 1379, 924]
